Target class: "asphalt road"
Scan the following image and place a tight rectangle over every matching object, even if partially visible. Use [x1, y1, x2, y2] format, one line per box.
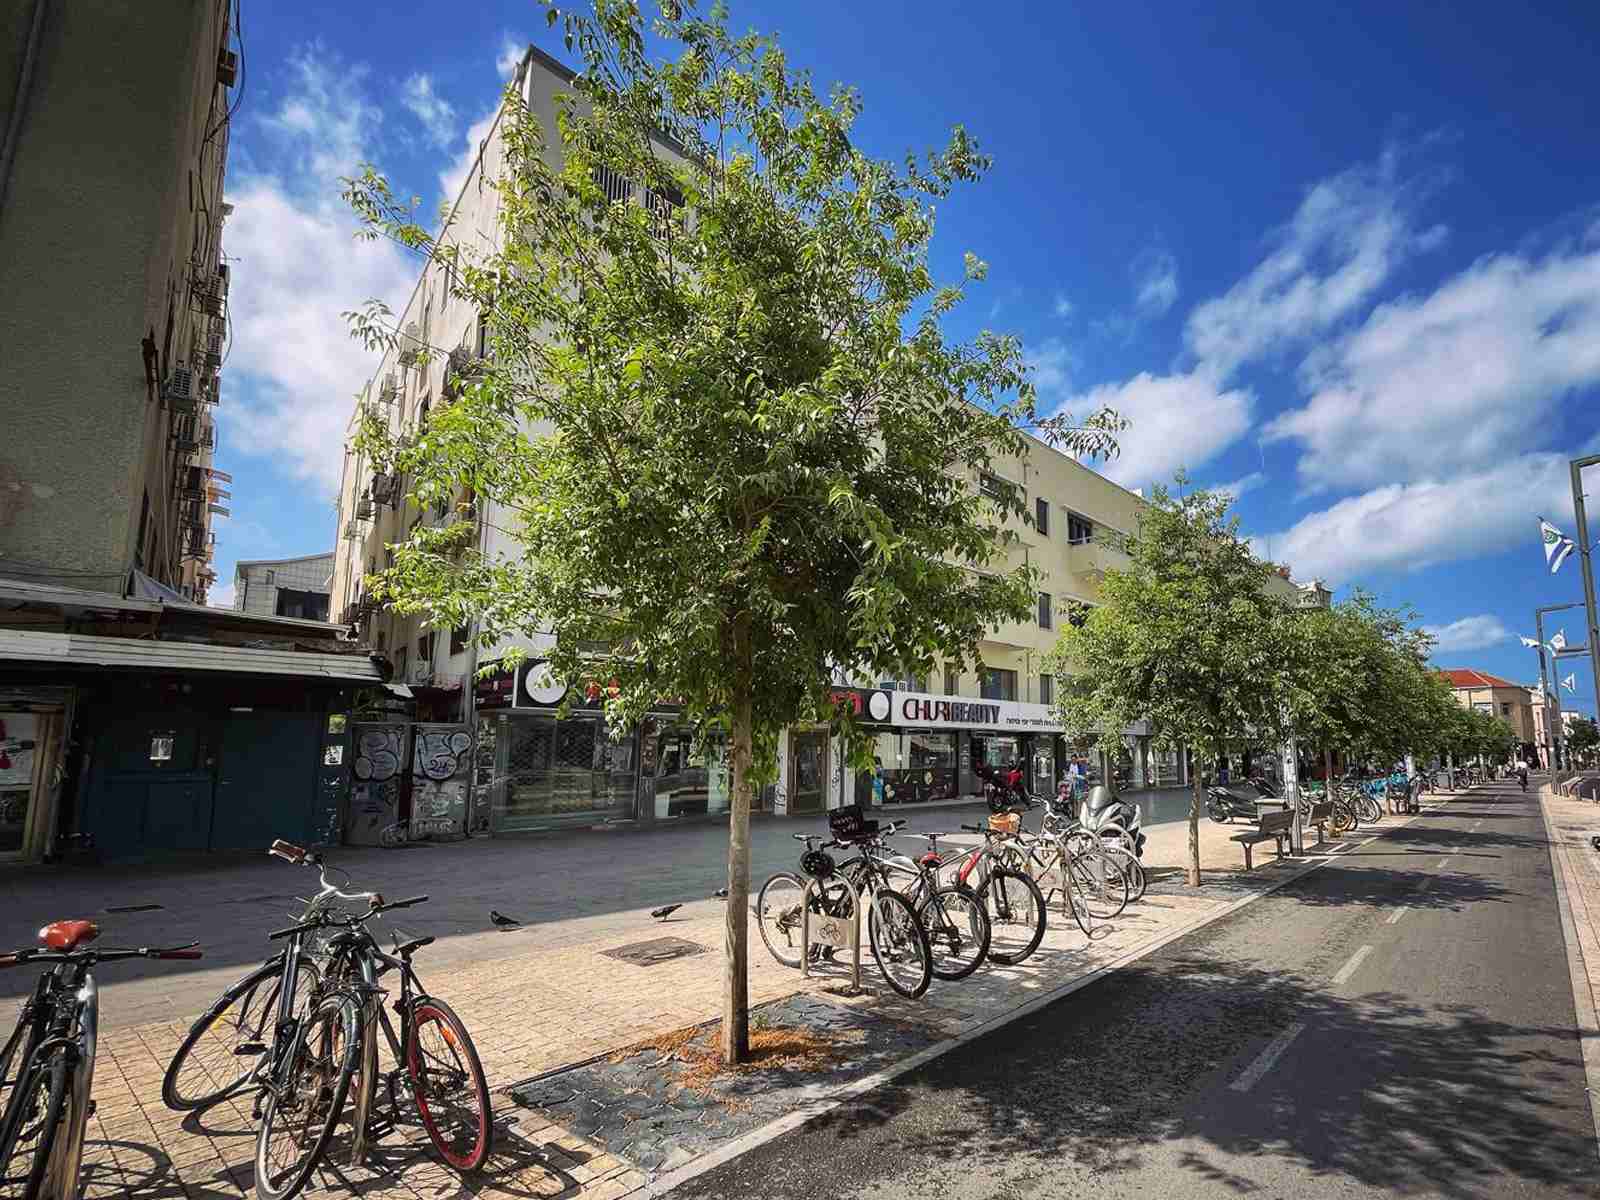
[676, 784, 1600, 1199]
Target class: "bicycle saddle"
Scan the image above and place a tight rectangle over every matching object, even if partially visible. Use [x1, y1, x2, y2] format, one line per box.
[394, 934, 435, 958]
[918, 852, 942, 868]
[39, 919, 99, 951]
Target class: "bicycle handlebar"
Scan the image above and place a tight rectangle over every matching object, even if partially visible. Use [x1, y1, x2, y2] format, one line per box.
[0, 942, 203, 968]
[268, 894, 430, 941]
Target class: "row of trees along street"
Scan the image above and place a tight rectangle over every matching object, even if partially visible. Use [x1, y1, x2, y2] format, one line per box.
[337, 0, 1518, 1063]
[1047, 482, 1520, 887]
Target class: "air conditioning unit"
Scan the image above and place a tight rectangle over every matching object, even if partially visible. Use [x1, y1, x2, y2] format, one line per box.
[163, 366, 197, 412]
[215, 263, 231, 296]
[378, 374, 398, 404]
[218, 48, 238, 88]
[199, 330, 224, 372]
[196, 276, 224, 316]
[398, 323, 421, 366]
[199, 424, 216, 451]
[355, 497, 374, 521]
[369, 472, 394, 506]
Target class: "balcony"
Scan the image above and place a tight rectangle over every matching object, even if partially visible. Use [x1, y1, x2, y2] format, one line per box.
[1066, 536, 1128, 585]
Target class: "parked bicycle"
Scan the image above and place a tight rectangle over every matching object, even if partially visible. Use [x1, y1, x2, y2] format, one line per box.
[942, 824, 1047, 965]
[756, 812, 934, 999]
[894, 831, 992, 980]
[1, 922, 201, 1200]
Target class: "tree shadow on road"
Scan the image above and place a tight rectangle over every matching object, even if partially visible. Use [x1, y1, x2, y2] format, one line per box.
[736, 953, 1595, 1199]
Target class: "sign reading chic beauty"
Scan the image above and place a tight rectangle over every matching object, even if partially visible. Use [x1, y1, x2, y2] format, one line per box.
[894, 691, 1065, 733]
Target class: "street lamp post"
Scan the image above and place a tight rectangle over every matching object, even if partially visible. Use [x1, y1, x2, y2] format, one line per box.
[1535, 602, 1582, 771]
[1571, 454, 1600, 747]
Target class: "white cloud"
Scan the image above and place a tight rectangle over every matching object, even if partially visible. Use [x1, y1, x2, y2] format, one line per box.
[1185, 148, 1444, 379]
[402, 73, 457, 149]
[1028, 337, 1075, 395]
[1053, 293, 1074, 320]
[1131, 249, 1178, 317]
[496, 35, 526, 80]
[1264, 242, 1600, 491]
[1422, 615, 1513, 653]
[1212, 471, 1266, 502]
[439, 107, 500, 212]
[1065, 370, 1253, 491]
[1249, 448, 1580, 583]
[208, 579, 237, 609]
[223, 45, 416, 491]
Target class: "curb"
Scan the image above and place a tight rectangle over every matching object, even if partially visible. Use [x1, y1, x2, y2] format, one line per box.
[631, 800, 1444, 1198]
[1537, 789, 1600, 1152]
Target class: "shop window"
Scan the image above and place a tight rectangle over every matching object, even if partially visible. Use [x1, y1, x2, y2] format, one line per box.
[1035, 497, 1049, 535]
[856, 730, 958, 805]
[495, 714, 635, 828]
[417, 633, 434, 662]
[1067, 512, 1094, 545]
[1039, 673, 1054, 705]
[1038, 592, 1052, 629]
[981, 668, 1017, 702]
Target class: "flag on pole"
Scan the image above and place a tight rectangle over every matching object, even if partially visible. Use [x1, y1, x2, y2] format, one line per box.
[1552, 629, 1569, 653]
[1562, 673, 1577, 692]
[1540, 517, 1576, 574]
[1520, 636, 1542, 649]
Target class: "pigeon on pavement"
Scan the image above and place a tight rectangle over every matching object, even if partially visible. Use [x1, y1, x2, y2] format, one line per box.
[712, 888, 729, 899]
[490, 910, 522, 929]
[651, 904, 683, 921]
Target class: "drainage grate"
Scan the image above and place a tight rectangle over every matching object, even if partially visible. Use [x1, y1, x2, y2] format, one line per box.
[601, 936, 707, 967]
[105, 903, 164, 914]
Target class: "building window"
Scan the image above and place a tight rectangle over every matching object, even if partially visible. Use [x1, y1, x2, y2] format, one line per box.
[645, 182, 684, 239]
[980, 668, 1017, 702]
[1038, 592, 1052, 629]
[417, 632, 434, 662]
[450, 624, 469, 656]
[979, 473, 1007, 502]
[1501, 702, 1511, 717]
[944, 666, 959, 696]
[594, 163, 633, 205]
[1067, 512, 1095, 545]
[1039, 673, 1054, 706]
[275, 588, 329, 621]
[1035, 497, 1049, 535]
[475, 312, 489, 360]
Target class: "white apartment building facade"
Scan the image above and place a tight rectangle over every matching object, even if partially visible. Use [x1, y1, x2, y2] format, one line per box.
[234, 552, 332, 621]
[332, 44, 1317, 834]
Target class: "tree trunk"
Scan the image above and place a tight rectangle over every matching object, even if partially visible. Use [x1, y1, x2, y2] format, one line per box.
[1188, 773, 1203, 887]
[721, 653, 754, 1066]
[1323, 748, 1334, 792]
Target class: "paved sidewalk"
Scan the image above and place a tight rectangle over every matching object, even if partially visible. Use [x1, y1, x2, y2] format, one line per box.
[18, 799, 1430, 1200]
[1539, 777, 1600, 1150]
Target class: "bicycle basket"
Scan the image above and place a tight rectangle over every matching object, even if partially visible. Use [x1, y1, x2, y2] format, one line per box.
[800, 848, 837, 879]
[989, 812, 1021, 835]
[828, 803, 878, 842]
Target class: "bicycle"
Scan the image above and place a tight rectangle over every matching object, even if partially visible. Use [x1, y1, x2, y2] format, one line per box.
[0, 922, 201, 1200]
[272, 873, 492, 1176]
[893, 831, 991, 980]
[989, 804, 1127, 937]
[943, 824, 1048, 965]
[755, 816, 933, 999]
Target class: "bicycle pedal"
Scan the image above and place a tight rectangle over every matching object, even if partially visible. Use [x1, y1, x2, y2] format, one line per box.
[234, 1042, 268, 1056]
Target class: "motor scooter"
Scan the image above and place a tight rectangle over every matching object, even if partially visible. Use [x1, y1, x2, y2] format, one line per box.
[1080, 784, 1147, 857]
[1205, 785, 1262, 824]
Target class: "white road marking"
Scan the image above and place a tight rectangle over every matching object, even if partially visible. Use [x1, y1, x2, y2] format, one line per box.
[1332, 944, 1375, 986]
[1436, 857, 1451, 869]
[1229, 1021, 1308, 1093]
[1386, 906, 1410, 925]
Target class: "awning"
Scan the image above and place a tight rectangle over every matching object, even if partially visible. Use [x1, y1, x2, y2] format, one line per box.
[0, 629, 384, 683]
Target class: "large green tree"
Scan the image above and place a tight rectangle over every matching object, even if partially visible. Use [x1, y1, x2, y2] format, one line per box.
[1047, 481, 1290, 886]
[343, 0, 1119, 1062]
[1567, 717, 1599, 765]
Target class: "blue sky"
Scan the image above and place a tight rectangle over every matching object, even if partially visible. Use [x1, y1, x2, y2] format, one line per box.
[215, 0, 1600, 715]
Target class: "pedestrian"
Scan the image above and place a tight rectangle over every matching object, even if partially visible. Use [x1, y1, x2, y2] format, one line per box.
[1005, 759, 1025, 804]
[1514, 754, 1528, 793]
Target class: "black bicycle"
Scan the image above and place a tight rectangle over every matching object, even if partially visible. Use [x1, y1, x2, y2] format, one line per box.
[0, 921, 201, 1200]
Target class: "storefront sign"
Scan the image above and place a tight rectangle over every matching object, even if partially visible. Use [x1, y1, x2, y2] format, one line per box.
[473, 665, 516, 710]
[892, 690, 1065, 733]
[827, 687, 893, 723]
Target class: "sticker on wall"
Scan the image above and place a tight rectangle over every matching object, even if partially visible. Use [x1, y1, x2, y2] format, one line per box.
[323, 744, 344, 766]
[149, 733, 174, 763]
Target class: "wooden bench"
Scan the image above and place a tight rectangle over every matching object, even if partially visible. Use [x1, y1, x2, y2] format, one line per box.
[1304, 801, 1332, 846]
[1231, 808, 1295, 870]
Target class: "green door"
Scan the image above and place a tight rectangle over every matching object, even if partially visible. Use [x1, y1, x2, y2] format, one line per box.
[213, 713, 322, 851]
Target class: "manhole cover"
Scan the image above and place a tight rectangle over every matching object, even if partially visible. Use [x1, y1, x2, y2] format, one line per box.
[602, 936, 707, 967]
[105, 903, 163, 913]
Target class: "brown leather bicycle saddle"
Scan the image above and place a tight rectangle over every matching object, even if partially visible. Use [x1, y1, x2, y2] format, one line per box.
[39, 920, 99, 951]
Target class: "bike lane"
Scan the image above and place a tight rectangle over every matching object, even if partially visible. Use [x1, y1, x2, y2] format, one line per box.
[672, 786, 1599, 1199]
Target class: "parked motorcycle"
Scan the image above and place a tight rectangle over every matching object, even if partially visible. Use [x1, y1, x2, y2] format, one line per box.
[1205, 785, 1262, 824]
[1080, 784, 1147, 858]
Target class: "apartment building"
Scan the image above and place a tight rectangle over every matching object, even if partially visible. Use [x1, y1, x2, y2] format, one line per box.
[1442, 669, 1537, 750]
[234, 552, 333, 620]
[332, 44, 1320, 834]
[0, 0, 236, 603]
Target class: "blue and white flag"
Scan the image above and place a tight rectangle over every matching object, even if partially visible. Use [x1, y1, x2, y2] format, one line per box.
[1562, 673, 1577, 692]
[1552, 629, 1569, 653]
[1520, 636, 1543, 649]
[1541, 518, 1576, 574]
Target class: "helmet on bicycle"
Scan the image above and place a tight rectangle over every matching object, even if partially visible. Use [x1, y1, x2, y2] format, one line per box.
[800, 849, 837, 879]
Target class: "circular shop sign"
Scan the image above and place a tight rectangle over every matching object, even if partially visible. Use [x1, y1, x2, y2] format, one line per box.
[867, 690, 891, 721]
[523, 670, 568, 706]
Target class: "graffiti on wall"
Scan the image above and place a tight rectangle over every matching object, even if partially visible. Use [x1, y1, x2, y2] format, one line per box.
[347, 723, 405, 845]
[411, 725, 472, 837]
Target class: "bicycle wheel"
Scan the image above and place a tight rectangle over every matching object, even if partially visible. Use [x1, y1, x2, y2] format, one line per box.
[978, 868, 1046, 965]
[254, 991, 363, 1200]
[1070, 849, 1130, 920]
[1, 1047, 70, 1200]
[1099, 847, 1146, 903]
[165, 956, 319, 1111]
[406, 996, 492, 1172]
[1329, 798, 1355, 836]
[755, 872, 807, 969]
[865, 890, 932, 999]
[915, 886, 990, 982]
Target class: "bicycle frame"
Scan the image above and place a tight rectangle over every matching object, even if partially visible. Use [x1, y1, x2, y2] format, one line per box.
[0, 962, 95, 1200]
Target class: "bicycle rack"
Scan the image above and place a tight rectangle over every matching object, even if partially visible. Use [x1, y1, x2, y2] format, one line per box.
[801, 876, 862, 993]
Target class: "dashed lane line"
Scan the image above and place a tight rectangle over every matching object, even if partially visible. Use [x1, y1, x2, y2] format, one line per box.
[1436, 857, 1452, 869]
[1386, 906, 1410, 925]
[1228, 1022, 1308, 1093]
[1332, 944, 1375, 986]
